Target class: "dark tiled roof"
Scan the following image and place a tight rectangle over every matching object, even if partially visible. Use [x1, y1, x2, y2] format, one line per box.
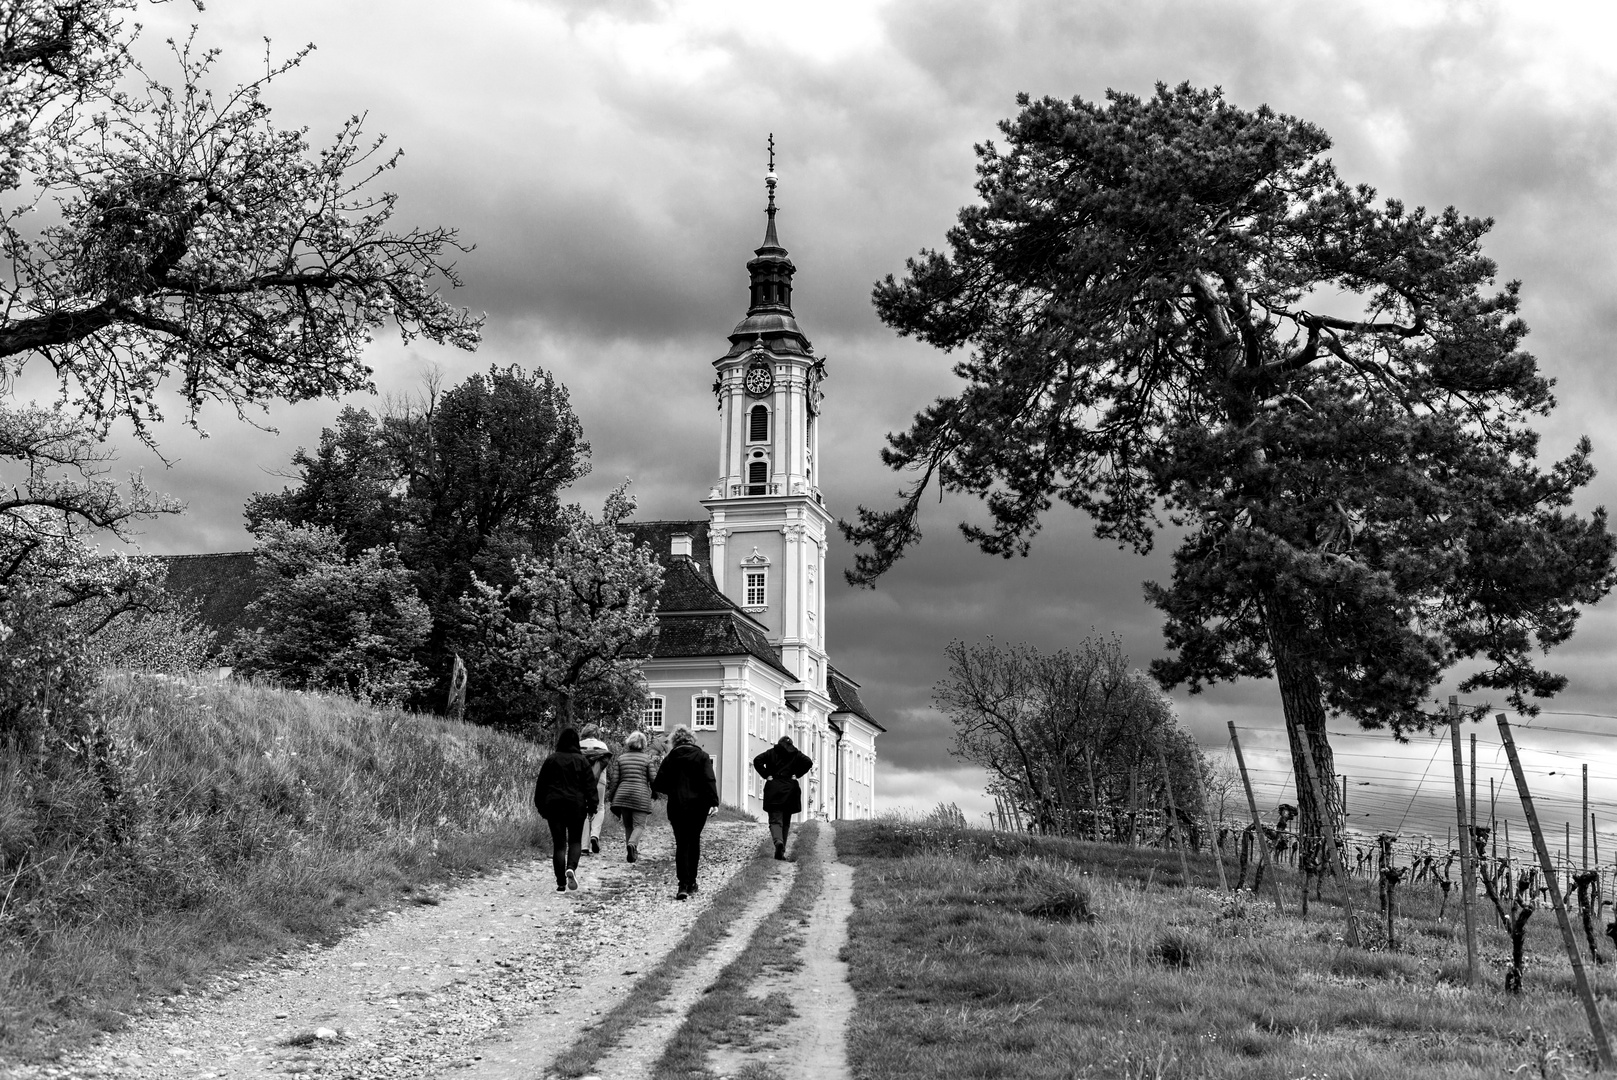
[651, 559, 795, 680]
[622, 520, 711, 575]
[158, 552, 260, 642]
[829, 665, 883, 731]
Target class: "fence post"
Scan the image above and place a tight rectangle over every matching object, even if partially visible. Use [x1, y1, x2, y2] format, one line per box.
[1290, 720, 1361, 947]
[445, 653, 468, 722]
[1585, 764, 1591, 873]
[1448, 697, 1479, 985]
[1196, 765, 1229, 891]
[1156, 747, 1192, 887]
[1228, 722, 1284, 914]
[1498, 712, 1613, 1067]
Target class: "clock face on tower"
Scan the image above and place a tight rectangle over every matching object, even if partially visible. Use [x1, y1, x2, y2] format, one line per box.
[744, 361, 775, 397]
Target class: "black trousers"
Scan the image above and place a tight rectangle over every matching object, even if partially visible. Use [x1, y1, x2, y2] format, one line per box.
[768, 810, 794, 847]
[668, 806, 710, 889]
[545, 809, 586, 887]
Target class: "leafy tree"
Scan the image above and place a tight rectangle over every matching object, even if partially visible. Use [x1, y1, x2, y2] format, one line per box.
[227, 522, 431, 705]
[845, 84, 1615, 838]
[935, 636, 1203, 839]
[246, 365, 591, 707]
[456, 483, 662, 737]
[80, 593, 217, 673]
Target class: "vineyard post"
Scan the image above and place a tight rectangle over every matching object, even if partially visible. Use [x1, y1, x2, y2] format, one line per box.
[1195, 761, 1229, 891]
[1499, 712, 1613, 1066]
[1585, 764, 1591, 872]
[1449, 697, 1479, 985]
[1228, 722, 1284, 914]
[1156, 747, 1192, 886]
[1291, 720, 1361, 947]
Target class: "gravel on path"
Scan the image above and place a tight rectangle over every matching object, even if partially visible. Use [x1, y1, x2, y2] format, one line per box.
[19, 819, 762, 1080]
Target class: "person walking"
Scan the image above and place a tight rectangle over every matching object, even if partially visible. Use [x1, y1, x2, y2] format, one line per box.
[650, 725, 720, 900]
[532, 726, 599, 893]
[607, 730, 657, 862]
[578, 724, 614, 855]
[752, 734, 815, 860]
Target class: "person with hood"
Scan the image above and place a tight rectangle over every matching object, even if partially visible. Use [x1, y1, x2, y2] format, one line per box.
[650, 725, 720, 899]
[577, 724, 614, 855]
[606, 729, 657, 862]
[752, 734, 815, 860]
[532, 726, 599, 892]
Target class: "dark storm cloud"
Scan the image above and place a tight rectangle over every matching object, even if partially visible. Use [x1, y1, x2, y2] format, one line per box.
[99, 0, 1617, 824]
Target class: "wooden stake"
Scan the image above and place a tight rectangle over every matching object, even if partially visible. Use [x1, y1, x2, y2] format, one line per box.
[1585, 764, 1591, 872]
[1498, 712, 1613, 1068]
[1290, 720, 1361, 947]
[1156, 747, 1192, 887]
[1195, 761, 1229, 892]
[1228, 722, 1284, 913]
[1448, 697, 1479, 985]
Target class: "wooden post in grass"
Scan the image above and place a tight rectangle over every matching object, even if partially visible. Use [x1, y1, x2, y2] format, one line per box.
[1498, 712, 1614, 1068]
[1448, 697, 1479, 986]
[1228, 722, 1284, 914]
[1585, 765, 1591, 872]
[1156, 747, 1191, 887]
[1291, 720, 1361, 947]
[1196, 765, 1229, 891]
[446, 653, 468, 722]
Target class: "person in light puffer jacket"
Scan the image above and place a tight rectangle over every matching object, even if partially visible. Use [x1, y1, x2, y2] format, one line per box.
[606, 729, 658, 862]
[577, 724, 614, 856]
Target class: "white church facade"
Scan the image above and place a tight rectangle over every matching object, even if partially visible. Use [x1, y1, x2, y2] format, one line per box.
[626, 166, 883, 820]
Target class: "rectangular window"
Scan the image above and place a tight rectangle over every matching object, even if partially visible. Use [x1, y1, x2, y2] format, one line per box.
[694, 695, 717, 730]
[643, 697, 664, 731]
[745, 569, 766, 607]
[747, 699, 756, 736]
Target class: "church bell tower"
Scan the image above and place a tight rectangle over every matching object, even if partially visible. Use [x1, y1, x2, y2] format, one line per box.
[701, 139, 834, 714]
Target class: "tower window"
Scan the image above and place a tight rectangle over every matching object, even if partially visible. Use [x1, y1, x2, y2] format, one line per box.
[749, 404, 769, 442]
[745, 568, 767, 607]
[748, 460, 767, 494]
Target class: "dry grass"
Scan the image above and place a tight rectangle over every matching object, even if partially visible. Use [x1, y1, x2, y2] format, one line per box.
[0, 673, 547, 1063]
[839, 818, 1617, 1079]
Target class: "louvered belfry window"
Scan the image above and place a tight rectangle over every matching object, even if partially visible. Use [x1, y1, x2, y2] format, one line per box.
[750, 404, 769, 442]
[748, 460, 767, 494]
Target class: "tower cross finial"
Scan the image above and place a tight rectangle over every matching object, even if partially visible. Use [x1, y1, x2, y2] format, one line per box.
[764, 133, 778, 219]
[768, 133, 775, 173]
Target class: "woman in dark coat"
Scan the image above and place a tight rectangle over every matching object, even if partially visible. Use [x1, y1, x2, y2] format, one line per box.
[752, 735, 815, 860]
[532, 726, 599, 892]
[650, 725, 720, 899]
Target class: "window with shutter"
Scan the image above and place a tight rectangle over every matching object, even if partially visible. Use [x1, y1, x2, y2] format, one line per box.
[750, 404, 769, 442]
[748, 460, 767, 494]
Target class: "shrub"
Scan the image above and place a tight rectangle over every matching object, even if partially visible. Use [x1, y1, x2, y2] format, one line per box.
[1015, 861, 1095, 922]
[1154, 928, 1207, 969]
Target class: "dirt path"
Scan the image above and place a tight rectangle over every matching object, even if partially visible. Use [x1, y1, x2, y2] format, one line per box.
[574, 856, 798, 1080]
[30, 820, 761, 1080]
[707, 822, 858, 1080]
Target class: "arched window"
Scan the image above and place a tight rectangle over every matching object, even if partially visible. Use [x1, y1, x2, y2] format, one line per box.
[748, 460, 767, 495]
[749, 404, 769, 442]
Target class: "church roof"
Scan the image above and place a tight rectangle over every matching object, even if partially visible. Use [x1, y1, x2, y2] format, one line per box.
[650, 557, 796, 679]
[828, 665, 884, 731]
[159, 551, 259, 644]
[621, 519, 712, 574]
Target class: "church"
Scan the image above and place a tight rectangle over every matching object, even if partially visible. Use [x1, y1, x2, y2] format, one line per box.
[624, 163, 883, 821]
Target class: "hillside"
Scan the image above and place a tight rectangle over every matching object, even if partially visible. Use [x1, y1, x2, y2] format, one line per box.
[835, 817, 1612, 1079]
[0, 674, 547, 1063]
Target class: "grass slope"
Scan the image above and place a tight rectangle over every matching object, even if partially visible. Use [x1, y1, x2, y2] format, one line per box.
[839, 817, 1611, 1079]
[1, 674, 547, 1064]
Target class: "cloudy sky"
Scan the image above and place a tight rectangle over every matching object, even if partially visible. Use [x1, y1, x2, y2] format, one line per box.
[84, 0, 1617, 851]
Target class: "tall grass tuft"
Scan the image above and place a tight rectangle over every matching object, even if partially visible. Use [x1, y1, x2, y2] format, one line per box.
[0, 672, 546, 1062]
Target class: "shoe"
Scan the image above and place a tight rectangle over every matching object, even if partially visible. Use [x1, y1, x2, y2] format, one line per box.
[676, 890, 689, 901]
[687, 882, 699, 895]
[557, 885, 567, 893]
[590, 836, 601, 855]
[566, 869, 578, 891]
[627, 845, 638, 863]
[775, 844, 785, 861]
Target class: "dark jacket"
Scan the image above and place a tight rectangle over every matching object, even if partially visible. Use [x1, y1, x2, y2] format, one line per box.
[608, 749, 657, 814]
[651, 741, 720, 811]
[753, 742, 815, 815]
[533, 727, 599, 820]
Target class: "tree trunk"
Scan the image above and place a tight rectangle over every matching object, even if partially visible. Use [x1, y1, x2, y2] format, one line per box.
[1264, 598, 1342, 844]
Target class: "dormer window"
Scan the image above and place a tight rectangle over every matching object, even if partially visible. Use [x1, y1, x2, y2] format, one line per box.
[749, 404, 769, 443]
